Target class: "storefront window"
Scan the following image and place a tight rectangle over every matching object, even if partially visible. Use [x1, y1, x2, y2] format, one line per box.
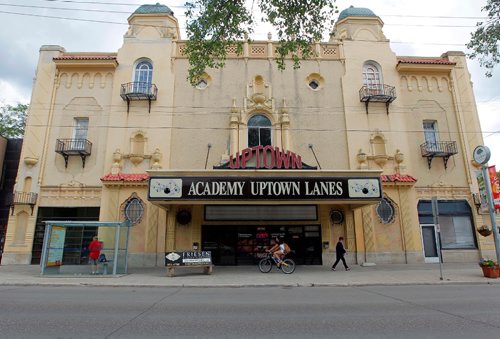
[439, 216, 475, 249]
[418, 200, 476, 250]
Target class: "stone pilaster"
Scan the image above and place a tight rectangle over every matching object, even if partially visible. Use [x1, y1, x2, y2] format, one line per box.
[362, 206, 376, 263]
[165, 206, 176, 252]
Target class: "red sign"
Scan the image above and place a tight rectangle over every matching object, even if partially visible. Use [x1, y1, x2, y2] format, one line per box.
[229, 146, 302, 169]
[488, 166, 500, 210]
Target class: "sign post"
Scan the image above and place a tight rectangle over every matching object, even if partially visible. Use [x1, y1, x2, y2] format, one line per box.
[473, 146, 500, 263]
[431, 197, 444, 280]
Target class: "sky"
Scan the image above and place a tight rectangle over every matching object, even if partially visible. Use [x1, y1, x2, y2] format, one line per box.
[0, 0, 498, 166]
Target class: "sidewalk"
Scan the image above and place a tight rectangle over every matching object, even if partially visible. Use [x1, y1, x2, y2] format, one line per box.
[1, 263, 499, 288]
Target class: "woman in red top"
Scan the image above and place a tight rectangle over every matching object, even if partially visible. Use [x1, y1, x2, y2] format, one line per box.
[88, 236, 102, 275]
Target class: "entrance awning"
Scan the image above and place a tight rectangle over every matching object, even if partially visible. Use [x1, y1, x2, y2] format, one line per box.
[147, 169, 383, 207]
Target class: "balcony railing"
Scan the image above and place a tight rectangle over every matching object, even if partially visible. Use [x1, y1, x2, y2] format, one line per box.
[420, 141, 458, 169]
[120, 82, 158, 113]
[8, 191, 38, 215]
[359, 84, 396, 114]
[55, 138, 92, 168]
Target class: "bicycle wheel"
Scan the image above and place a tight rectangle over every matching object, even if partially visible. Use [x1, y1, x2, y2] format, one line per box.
[280, 259, 296, 274]
[258, 258, 273, 273]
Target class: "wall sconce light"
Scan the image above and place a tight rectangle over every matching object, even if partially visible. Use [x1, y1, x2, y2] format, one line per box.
[323, 241, 329, 249]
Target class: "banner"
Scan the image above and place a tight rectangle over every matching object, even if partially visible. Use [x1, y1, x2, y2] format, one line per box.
[165, 251, 212, 266]
[47, 226, 66, 267]
[488, 166, 500, 210]
[475, 171, 489, 212]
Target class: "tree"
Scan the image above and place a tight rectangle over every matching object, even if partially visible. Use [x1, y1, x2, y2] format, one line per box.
[184, 0, 337, 84]
[466, 0, 500, 77]
[0, 103, 28, 138]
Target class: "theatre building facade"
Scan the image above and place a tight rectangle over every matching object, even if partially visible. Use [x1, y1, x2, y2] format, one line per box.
[2, 4, 496, 267]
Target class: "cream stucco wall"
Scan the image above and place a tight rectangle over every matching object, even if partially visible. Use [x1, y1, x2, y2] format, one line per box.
[2, 7, 491, 267]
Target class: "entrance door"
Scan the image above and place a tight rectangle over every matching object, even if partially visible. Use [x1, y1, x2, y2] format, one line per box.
[421, 224, 439, 263]
[202, 225, 322, 265]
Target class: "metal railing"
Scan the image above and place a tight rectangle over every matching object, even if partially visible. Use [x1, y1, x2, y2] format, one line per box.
[10, 191, 38, 205]
[359, 84, 396, 101]
[420, 141, 458, 157]
[120, 82, 158, 100]
[55, 139, 92, 154]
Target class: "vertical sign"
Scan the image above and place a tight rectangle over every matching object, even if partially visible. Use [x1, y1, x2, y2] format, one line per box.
[475, 171, 489, 212]
[47, 226, 66, 267]
[488, 165, 500, 210]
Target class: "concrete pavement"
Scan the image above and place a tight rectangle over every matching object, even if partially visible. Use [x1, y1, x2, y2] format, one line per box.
[0, 263, 499, 287]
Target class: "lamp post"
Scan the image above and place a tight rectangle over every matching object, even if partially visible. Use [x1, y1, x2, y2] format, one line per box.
[473, 146, 500, 263]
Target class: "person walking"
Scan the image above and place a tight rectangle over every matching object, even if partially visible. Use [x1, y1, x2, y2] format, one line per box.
[88, 236, 102, 275]
[331, 236, 350, 271]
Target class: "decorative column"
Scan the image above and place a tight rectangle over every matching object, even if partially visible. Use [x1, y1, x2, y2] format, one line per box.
[230, 99, 239, 154]
[165, 206, 176, 252]
[345, 210, 356, 264]
[362, 206, 377, 264]
[398, 187, 423, 263]
[146, 204, 159, 253]
[281, 99, 290, 150]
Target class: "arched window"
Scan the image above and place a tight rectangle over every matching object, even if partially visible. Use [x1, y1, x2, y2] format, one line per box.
[363, 62, 382, 94]
[248, 114, 272, 147]
[134, 60, 153, 94]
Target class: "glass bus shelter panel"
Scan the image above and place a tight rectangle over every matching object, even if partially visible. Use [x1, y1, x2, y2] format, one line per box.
[40, 221, 131, 276]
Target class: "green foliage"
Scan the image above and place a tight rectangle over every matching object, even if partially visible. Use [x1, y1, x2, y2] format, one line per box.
[184, 0, 337, 85]
[0, 103, 28, 138]
[466, 0, 500, 77]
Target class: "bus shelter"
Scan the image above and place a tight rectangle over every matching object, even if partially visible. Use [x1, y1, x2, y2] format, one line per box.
[40, 221, 132, 276]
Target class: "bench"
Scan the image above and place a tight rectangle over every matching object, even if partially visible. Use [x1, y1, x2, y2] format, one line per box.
[166, 264, 213, 277]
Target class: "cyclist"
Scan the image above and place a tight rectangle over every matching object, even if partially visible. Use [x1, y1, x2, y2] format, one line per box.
[267, 237, 290, 267]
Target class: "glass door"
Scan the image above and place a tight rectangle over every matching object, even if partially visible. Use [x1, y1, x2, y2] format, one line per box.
[421, 224, 439, 263]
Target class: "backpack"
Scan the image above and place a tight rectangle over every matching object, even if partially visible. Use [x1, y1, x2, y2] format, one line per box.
[98, 253, 107, 263]
[284, 243, 291, 254]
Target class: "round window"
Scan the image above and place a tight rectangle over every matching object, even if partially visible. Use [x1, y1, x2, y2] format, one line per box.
[308, 80, 319, 90]
[376, 198, 395, 224]
[196, 79, 208, 89]
[330, 210, 344, 224]
[124, 198, 144, 225]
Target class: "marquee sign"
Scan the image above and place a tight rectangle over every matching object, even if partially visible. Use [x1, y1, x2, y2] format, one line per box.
[213, 146, 317, 170]
[148, 176, 382, 201]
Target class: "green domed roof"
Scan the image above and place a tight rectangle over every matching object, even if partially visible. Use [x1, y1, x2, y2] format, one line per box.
[133, 3, 174, 16]
[338, 6, 377, 21]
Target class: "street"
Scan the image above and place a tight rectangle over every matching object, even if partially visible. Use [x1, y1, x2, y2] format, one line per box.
[1, 284, 499, 338]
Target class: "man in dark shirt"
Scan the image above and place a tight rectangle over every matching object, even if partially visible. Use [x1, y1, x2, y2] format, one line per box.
[331, 236, 350, 271]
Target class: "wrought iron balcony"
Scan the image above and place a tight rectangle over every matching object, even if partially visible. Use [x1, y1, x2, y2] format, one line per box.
[420, 141, 458, 169]
[8, 191, 38, 215]
[120, 82, 158, 113]
[55, 138, 92, 168]
[359, 84, 396, 114]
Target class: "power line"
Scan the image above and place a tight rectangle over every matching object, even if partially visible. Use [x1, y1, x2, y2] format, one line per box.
[0, 5, 481, 28]
[0, 9, 127, 25]
[39, 0, 185, 8]
[0, 10, 474, 47]
[379, 14, 488, 20]
[0, 2, 132, 14]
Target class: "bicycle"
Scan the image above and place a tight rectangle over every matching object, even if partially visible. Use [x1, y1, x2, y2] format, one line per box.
[258, 251, 296, 274]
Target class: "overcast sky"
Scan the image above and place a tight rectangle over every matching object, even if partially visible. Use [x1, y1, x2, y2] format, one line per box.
[0, 0, 498, 166]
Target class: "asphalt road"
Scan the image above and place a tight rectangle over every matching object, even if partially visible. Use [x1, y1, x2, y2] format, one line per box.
[1, 284, 499, 338]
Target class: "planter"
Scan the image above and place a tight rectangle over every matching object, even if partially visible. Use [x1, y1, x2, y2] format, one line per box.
[481, 266, 500, 278]
[478, 228, 492, 237]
